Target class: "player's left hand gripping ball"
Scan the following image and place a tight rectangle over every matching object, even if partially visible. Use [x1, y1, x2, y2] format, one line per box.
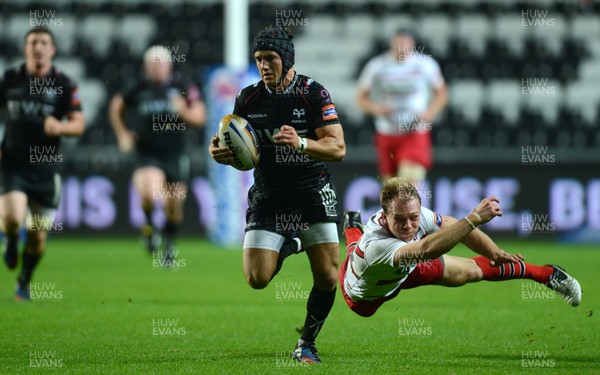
[217, 114, 260, 171]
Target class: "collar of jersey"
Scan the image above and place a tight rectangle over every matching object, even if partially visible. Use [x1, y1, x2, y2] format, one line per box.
[264, 71, 298, 95]
[23, 63, 55, 79]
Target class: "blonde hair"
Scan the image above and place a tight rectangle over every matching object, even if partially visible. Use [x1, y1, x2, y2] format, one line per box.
[144, 45, 172, 65]
[380, 177, 421, 213]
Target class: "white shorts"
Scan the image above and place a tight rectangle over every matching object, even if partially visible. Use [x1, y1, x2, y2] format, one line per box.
[243, 222, 339, 252]
[26, 201, 57, 232]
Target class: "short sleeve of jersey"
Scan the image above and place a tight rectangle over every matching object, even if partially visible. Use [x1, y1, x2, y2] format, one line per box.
[121, 83, 138, 107]
[420, 206, 443, 233]
[0, 69, 18, 109]
[307, 79, 339, 128]
[66, 78, 82, 112]
[424, 57, 445, 89]
[357, 55, 382, 89]
[233, 90, 246, 117]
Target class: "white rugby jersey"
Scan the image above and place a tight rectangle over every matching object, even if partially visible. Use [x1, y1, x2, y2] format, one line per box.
[357, 52, 445, 135]
[344, 207, 443, 301]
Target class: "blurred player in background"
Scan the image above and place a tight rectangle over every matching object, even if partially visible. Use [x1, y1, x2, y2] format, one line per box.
[109, 46, 206, 262]
[356, 29, 448, 184]
[340, 178, 582, 318]
[209, 27, 345, 363]
[0, 27, 84, 300]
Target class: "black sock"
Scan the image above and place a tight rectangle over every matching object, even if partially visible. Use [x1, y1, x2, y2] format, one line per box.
[18, 251, 43, 286]
[143, 210, 154, 229]
[6, 234, 19, 252]
[300, 286, 336, 343]
[164, 221, 178, 246]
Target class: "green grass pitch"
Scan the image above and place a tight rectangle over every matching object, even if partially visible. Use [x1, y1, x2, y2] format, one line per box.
[0, 237, 598, 374]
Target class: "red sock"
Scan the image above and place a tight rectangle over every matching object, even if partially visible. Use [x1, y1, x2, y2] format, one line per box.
[344, 228, 362, 256]
[472, 256, 553, 284]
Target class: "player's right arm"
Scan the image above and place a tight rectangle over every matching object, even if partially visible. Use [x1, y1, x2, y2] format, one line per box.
[356, 85, 393, 117]
[392, 197, 503, 266]
[208, 135, 234, 165]
[108, 93, 135, 153]
[355, 58, 393, 117]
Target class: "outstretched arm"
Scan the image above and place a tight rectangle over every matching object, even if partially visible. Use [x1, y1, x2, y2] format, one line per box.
[442, 216, 524, 265]
[393, 197, 503, 266]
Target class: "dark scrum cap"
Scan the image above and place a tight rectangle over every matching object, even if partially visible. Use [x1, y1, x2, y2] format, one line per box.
[251, 26, 295, 79]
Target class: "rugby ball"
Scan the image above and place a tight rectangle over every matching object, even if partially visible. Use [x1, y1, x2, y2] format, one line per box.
[217, 114, 260, 171]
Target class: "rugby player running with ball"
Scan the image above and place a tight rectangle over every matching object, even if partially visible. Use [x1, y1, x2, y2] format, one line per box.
[209, 27, 345, 364]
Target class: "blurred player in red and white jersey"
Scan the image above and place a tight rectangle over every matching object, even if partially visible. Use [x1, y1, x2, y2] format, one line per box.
[340, 178, 582, 318]
[0, 28, 84, 300]
[109, 46, 206, 262]
[356, 29, 448, 184]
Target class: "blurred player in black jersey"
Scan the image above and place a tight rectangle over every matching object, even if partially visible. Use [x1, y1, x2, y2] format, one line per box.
[209, 27, 345, 364]
[109, 46, 206, 261]
[0, 27, 84, 300]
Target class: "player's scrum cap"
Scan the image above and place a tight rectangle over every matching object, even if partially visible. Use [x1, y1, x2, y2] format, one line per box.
[252, 26, 295, 80]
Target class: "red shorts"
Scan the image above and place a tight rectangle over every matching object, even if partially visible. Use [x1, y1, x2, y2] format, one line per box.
[375, 132, 432, 177]
[338, 253, 444, 318]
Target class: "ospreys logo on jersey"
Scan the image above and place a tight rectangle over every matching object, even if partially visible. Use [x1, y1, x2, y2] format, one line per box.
[291, 108, 306, 124]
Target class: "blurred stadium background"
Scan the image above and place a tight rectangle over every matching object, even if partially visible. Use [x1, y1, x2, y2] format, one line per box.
[1, 0, 599, 241]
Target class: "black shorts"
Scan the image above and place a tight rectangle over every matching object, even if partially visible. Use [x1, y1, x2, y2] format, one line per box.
[245, 182, 340, 235]
[0, 168, 61, 208]
[136, 153, 190, 183]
